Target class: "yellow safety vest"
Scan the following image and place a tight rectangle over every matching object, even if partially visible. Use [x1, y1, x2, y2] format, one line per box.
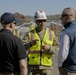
[30, 24, 35, 30]
[28, 28, 54, 66]
[13, 29, 20, 37]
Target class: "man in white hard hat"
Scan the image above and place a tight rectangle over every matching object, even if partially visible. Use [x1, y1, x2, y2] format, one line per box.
[23, 10, 59, 75]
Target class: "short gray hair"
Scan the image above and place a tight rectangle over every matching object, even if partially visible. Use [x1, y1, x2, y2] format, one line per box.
[62, 7, 76, 18]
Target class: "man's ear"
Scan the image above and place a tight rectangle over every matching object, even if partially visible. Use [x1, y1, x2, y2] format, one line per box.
[10, 23, 13, 28]
[67, 15, 71, 22]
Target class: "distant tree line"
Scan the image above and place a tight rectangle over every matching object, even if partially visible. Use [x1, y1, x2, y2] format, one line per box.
[13, 12, 61, 22]
[0, 12, 62, 26]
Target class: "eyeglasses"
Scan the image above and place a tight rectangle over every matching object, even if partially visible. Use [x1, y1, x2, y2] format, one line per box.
[61, 14, 68, 18]
[37, 20, 46, 22]
[61, 14, 72, 18]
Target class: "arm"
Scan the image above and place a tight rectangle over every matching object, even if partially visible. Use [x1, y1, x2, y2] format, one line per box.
[58, 31, 70, 67]
[45, 32, 60, 54]
[41, 30, 59, 54]
[50, 34, 60, 53]
[19, 58, 27, 75]
[23, 32, 38, 50]
[16, 38, 27, 75]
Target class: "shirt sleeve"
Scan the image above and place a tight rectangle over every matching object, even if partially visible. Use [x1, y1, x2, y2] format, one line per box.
[16, 38, 27, 60]
[58, 31, 70, 67]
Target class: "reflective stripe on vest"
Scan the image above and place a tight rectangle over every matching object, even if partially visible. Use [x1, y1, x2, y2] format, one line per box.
[28, 28, 54, 66]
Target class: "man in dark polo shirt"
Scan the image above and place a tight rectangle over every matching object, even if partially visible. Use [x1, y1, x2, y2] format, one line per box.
[0, 12, 27, 75]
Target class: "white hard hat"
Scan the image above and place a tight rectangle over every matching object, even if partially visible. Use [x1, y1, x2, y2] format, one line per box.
[51, 21, 54, 24]
[51, 21, 57, 25]
[30, 21, 33, 24]
[34, 10, 47, 21]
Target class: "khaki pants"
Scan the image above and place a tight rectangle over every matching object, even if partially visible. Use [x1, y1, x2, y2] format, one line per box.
[59, 67, 76, 75]
[28, 65, 52, 75]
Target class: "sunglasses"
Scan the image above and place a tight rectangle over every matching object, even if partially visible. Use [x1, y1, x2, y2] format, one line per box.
[37, 20, 46, 22]
[61, 14, 72, 18]
[61, 14, 68, 18]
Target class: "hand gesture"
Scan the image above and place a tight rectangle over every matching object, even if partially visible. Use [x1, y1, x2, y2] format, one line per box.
[30, 39, 38, 46]
[41, 44, 50, 51]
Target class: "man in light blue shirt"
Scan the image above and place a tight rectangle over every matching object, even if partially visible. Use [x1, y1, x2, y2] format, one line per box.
[58, 7, 76, 75]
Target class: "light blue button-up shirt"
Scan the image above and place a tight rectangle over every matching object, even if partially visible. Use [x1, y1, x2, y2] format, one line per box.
[58, 31, 70, 67]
